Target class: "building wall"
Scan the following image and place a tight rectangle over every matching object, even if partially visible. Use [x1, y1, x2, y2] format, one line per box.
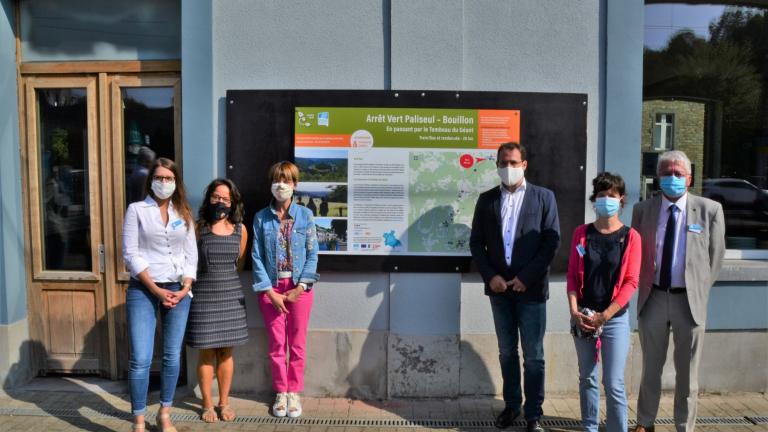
[178, 0, 767, 397]
[0, 0, 31, 388]
[0, 0, 763, 396]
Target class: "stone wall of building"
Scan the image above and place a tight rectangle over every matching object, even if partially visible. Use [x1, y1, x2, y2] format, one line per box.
[641, 99, 706, 195]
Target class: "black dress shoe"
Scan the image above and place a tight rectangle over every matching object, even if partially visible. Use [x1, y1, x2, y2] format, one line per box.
[494, 407, 520, 429]
[526, 419, 545, 432]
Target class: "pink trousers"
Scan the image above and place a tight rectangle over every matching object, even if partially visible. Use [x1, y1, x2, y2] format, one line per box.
[258, 278, 314, 393]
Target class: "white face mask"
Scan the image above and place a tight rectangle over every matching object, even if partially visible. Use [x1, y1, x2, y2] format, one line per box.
[271, 182, 294, 202]
[497, 166, 524, 187]
[151, 180, 176, 200]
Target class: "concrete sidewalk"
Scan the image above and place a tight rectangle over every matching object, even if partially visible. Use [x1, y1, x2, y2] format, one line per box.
[0, 378, 766, 431]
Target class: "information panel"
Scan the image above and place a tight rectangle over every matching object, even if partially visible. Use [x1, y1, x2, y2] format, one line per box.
[294, 107, 520, 256]
[226, 90, 587, 273]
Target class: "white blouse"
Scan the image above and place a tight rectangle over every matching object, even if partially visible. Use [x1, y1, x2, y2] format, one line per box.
[122, 195, 197, 282]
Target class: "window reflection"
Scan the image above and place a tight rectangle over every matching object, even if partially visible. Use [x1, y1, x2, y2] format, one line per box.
[123, 87, 174, 205]
[38, 88, 92, 271]
[643, 4, 768, 249]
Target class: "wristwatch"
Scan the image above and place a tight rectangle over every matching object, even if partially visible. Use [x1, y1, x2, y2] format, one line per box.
[298, 283, 313, 292]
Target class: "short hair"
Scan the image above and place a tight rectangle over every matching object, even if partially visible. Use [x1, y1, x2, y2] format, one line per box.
[657, 150, 691, 176]
[589, 172, 626, 202]
[496, 142, 527, 162]
[268, 161, 300, 184]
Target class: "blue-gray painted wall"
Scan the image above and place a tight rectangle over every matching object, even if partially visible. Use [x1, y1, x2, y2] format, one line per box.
[1, 0, 765, 334]
[0, 0, 25, 326]
[204, 0, 603, 337]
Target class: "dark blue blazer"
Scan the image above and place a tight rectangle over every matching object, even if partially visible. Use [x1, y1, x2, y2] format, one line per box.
[470, 183, 560, 302]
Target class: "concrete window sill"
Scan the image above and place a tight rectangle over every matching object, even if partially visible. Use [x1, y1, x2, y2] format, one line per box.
[717, 259, 768, 282]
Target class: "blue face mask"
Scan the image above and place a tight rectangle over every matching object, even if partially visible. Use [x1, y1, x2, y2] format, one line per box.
[660, 175, 687, 198]
[594, 197, 621, 218]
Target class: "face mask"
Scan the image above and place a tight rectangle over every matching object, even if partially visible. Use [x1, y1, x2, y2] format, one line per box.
[594, 197, 621, 218]
[497, 166, 524, 187]
[207, 202, 231, 221]
[271, 182, 294, 202]
[151, 180, 175, 200]
[659, 175, 687, 198]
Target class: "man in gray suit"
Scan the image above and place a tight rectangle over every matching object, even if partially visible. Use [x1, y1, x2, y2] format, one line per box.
[631, 150, 725, 432]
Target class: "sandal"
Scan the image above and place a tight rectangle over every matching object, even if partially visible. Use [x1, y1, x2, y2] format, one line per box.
[219, 404, 236, 422]
[157, 411, 178, 432]
[201, 406, 218, 423]
[131, 423, 145, 431]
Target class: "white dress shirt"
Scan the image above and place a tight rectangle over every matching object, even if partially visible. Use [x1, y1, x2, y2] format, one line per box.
[123, 195, 198, 282]
[654, 193, 688, 287]
[500, 179, 527, 266]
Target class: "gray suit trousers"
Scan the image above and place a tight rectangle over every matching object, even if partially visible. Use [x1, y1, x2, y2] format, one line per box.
[637, 289, 705, 432]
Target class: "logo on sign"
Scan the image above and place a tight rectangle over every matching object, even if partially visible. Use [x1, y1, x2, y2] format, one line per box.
[318, 112, 329, 126]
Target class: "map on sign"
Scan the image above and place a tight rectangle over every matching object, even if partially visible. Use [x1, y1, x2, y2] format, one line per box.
[408, 150, 498, 253]
[294, 106, 519, 256]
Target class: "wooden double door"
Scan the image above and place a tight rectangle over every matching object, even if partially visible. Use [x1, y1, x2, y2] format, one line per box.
[21, 72, 180, 378]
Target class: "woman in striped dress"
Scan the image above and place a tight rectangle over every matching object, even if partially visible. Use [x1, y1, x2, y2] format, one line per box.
[186, 178, 248, 423]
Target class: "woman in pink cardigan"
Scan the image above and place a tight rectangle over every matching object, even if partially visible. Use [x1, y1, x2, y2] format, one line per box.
[566, 172, 641, 432]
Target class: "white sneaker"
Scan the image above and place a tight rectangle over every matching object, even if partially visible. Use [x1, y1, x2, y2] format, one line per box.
[286, 392, 302, 418]
[272, 392, 288, 417]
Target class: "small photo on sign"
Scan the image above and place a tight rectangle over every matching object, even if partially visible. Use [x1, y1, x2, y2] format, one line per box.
[295, 183, 348, 218]
[315, 218, 347, 252]
[296, 147, 348, 183]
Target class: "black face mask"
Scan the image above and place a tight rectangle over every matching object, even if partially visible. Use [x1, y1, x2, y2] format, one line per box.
[207, 202, 231, 221]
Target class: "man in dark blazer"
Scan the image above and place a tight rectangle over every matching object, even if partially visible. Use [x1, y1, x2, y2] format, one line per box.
[631, 150, 725, 432]
[470, 142, 560, 432]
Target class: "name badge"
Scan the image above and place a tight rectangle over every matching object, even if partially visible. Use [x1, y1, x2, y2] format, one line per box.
[576, 244, 586, 257]
[171, 219, 183, 230]
[687, 224, 702, 233]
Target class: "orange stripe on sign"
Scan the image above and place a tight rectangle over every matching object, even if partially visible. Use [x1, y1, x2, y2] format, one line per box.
[477, 110, 520, 149]
[294, 134, 352, 147]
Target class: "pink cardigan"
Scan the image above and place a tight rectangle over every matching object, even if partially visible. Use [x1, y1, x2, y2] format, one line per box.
[566, 224, 642, 309]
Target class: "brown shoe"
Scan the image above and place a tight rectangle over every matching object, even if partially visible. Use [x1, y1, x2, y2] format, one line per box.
[633, 425, 655, 432]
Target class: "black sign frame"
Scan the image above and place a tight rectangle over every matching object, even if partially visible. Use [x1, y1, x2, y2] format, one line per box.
[226, 90, 587, 273]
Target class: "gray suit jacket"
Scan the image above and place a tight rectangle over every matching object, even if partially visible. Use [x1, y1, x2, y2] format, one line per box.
[631, 193, 725, 326]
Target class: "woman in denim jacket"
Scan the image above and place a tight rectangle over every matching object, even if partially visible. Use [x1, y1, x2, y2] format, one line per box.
[252, 161, 319, 418]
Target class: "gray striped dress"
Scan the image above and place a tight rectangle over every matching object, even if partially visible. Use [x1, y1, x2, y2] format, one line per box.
[186, 223, 248, 349]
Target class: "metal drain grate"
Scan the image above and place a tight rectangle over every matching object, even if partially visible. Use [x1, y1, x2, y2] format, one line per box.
[696, 416, 753, 425]
[0, 407, 765, 428]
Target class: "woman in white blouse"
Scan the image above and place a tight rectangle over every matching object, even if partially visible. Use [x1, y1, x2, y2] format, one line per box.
[122, 158, 197, 432]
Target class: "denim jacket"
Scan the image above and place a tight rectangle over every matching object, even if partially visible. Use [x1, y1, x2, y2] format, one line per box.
[251, 200, 319, 291]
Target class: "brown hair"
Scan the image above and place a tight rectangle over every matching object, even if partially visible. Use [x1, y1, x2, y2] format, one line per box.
[145, 158, 194, 230]
[267, 161, 300, 184]
[198, 178, 244, 226]
[589, 172, 626, 202]
[496, 142, 527, 162]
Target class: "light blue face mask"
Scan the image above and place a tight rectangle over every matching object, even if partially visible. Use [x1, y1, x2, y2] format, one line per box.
[660, 175, 687, 198]
[594, 197, 621, 218]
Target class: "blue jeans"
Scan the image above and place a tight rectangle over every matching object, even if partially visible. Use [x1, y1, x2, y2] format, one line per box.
[489, 295, 546, 421]
[127, 279, 191, 416]
[573, 312, 630, 432]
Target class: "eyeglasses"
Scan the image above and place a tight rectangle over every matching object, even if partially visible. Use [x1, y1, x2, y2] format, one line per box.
[210, 194, 231, 205]
[152, 175, 175, 183]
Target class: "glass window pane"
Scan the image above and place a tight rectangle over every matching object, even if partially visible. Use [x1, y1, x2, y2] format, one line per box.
[37, 88, 91, 271]
[643, 4, 768, 249]
[122, 87, 174, 205]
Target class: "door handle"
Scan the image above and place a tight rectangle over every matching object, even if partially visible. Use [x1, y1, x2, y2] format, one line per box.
[98, 244, 106, 273]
